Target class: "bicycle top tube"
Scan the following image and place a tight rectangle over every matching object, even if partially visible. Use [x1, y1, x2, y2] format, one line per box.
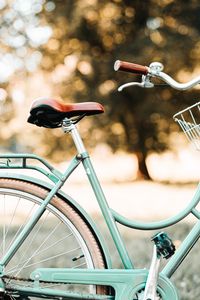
[114, 60, 200, 91]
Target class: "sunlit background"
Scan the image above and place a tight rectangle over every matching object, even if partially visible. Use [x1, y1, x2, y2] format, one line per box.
[0, 0, 199, 182]
[0, 5, 199, 299]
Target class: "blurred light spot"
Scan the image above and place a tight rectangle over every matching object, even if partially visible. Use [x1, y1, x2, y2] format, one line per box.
[7, 34, 26, 48]
[111, 123, 124, 135]
[125, 7, 135, 18]
[161, 0, 174, 5]
[178, 25, 189, 35]
[158, 132, 168, 143]
[77, 61, 93, 75]
[69, 38, 81, 50]
[85, 0, 97, 5]
[161, 89, 171, 101]
[51, 64, 69, 83]
[0, 63, 13, 82]
[64, 54, 78, 71]
[33, 3, 43, 14]
[99, 80, 117, 95]
[0, 54, 22, 82]
[164, 16, 177, 28]
[85, 10, 98, 23]
[74, 79, 86, 92]
[45, 1, 56, 12]
[11, 89, 25, 104]
[0, 0, 6, 9]
[41, 56, 52, 69]
[3, 10, 17, 23]
[177, 68, 200, 89]
[0, 88, 7, 102]
[26, 26, 52, 46]
[190, 41, 200, 59]
[150, 113, 160, 123]
[13, 18, 25, 31]
[16, 47, 28, 58]
[147, 17, 163, 30]
[150, 31, 164, 45]
[114, 33, 124, 44]
[25, 51, 42, 72]
[103, 35, 113, 48]
[47, 38, 60, 51]
[101, 3, 118, 18]
[13, 0, 43, 15]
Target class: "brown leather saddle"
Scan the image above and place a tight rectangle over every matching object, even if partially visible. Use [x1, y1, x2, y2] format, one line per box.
[27, 98, 104, 128]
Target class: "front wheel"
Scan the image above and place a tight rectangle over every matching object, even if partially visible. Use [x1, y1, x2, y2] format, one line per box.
[0, 178, 107, 299]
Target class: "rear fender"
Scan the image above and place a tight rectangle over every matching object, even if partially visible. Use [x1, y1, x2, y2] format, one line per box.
[0, 172, 112, 268]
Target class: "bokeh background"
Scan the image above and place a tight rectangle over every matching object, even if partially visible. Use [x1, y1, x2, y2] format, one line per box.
[0, 1, 200, 299]
[0, 0, 199, 180]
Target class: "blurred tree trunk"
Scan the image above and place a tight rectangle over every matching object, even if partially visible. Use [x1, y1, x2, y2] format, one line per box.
[136, 152, 151, 180]
[120, 112, 152, 180]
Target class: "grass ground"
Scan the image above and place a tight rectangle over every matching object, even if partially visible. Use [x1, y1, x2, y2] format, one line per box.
[68, 179, 200, 300]
[1, 167, 199, 299]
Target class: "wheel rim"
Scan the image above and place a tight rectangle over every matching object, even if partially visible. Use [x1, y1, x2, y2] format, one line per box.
[0, 187, 97, 298]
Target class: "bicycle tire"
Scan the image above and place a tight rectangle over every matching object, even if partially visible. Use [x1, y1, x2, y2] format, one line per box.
[0, 178, 107, 299]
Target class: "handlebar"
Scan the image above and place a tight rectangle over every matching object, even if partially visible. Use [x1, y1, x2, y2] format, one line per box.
[114, 60, 149, 75]
[114, 60, 200, 91]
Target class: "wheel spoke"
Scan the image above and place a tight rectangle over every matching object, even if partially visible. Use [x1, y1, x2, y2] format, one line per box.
[0, 180, 106, 299]
[7, 210, 51, 275]
[5, 200, 37, 254]
[7, 246, 81, 275]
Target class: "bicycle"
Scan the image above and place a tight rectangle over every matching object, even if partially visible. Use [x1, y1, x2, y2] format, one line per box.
[0, 60, 200, 300]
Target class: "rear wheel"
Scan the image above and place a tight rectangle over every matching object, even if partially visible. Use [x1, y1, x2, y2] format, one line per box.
[0, 178, 107, 299]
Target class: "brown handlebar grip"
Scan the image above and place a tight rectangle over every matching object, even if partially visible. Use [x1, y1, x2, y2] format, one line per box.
[114, 60, 149, 75]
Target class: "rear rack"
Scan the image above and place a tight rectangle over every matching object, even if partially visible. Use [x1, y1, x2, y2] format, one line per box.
[0, 154, 63, 183]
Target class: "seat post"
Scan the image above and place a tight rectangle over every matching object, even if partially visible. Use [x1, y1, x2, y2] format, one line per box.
[62, 118, 86, 155]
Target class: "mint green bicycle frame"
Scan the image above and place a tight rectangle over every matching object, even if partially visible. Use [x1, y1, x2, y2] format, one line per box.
[0, 119, 200, 300]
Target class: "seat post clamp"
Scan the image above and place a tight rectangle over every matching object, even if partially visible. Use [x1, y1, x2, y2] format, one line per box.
[62, 118, 74, 133]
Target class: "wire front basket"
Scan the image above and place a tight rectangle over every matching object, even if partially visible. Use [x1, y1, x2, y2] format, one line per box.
[173, 101, 200, 151]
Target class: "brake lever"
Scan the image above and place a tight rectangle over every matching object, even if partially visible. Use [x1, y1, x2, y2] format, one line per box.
[118, 75, 154, 92]
[118, 82, 144, 91]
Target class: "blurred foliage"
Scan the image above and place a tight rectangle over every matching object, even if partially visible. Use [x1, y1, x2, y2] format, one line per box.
[0, 0, 199, 179]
